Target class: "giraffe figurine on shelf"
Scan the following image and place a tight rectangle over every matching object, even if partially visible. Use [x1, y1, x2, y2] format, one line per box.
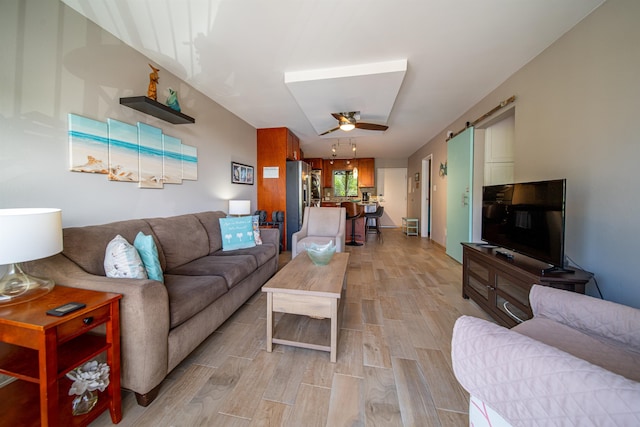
[147, 64, 160, 101]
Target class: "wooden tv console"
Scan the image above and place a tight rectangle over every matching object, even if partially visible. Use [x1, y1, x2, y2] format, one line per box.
[462, 243, 593, 327]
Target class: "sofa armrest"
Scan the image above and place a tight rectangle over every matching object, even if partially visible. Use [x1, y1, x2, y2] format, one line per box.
[25, 254, 170, 396]
[530, 285, 640, 352]
[259, 227, 280, 253]
[452, 316, 640, 425]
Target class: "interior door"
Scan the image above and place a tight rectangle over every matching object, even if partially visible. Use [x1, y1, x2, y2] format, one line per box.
[376, 167, 407, 227]
[446, 127, 474, 263]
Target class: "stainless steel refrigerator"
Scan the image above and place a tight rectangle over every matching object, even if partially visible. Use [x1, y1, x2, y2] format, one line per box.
[286, 161, 311, 251]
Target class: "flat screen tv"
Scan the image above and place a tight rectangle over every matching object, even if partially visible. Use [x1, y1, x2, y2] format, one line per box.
[481, 179, 566, 269]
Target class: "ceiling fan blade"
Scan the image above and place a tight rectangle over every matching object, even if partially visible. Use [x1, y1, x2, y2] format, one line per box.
[320, 126, 340, 136]
[331, 112, 346, 121]
[356, 122, 389, 131]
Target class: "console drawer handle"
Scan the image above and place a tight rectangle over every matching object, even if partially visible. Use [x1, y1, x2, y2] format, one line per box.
[83, 316, 94, 325]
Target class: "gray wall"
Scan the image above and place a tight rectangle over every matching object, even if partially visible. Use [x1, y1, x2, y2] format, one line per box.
[408, 0, 640, 308]
[1, 1, 257, 228]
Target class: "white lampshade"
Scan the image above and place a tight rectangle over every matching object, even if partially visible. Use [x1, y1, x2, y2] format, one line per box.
[0, 208, 62, 305]
[0, 208, 63, 264]
[228, 200, 251, 216]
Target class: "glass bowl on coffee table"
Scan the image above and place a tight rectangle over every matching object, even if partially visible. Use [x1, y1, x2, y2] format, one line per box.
[302, 241, 336, 266]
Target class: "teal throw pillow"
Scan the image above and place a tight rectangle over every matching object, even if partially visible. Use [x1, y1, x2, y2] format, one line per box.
[133, 231, 164, 283]
[219, 216, 256, 251]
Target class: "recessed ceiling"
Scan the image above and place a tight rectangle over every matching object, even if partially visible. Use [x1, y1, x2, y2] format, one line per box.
[61, 0, 605, 160]
[285, 60, 406, 137]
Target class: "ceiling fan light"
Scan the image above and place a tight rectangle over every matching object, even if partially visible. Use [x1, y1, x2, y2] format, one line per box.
[339, 117, 356, 132]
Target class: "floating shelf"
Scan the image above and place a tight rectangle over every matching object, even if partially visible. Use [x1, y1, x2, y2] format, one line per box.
[120, 96, 195, 124]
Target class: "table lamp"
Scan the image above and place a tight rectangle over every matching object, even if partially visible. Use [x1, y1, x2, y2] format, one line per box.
[228, 200, 251, 217]
[0, 208, 63, 305]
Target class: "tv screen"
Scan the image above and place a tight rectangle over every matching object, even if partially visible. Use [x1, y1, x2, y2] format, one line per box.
[481, 179, 566, 268]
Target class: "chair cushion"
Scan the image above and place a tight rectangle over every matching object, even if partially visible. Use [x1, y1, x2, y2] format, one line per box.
[513, 317, 640, 382]
[307, 207, 343, 236]
[164, 274, 228, 328]
[166, 254, 257, 289]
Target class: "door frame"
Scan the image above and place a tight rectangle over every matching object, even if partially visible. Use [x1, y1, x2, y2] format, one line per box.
[421, 155, 432, 238]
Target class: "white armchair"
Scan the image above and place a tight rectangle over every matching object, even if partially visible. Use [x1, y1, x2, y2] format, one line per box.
[452, 285, 640, 426]
[291, 207, 346, 258]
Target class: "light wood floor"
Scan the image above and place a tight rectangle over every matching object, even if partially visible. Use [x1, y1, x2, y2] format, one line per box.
[91, 228, 491, 426]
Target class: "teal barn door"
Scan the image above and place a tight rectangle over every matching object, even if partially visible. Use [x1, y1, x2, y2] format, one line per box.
[446, 127, 474, 263]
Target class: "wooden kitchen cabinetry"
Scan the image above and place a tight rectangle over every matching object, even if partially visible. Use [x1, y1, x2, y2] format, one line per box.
[305, 158, 323, 170]
[357, 158, 375, 187]
[322, 160, 334, 188]
[257, 127, 303, 250]
[462, 243, 593, 327]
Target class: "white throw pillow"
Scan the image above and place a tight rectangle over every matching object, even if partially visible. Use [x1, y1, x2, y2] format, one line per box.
[104, 235, 148, 279]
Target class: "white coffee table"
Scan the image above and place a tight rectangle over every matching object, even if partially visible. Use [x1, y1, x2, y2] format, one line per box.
[262, 251, 349, 362]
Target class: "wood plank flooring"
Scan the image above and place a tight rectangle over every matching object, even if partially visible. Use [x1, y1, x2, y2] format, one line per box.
[91, 228, 491, 426]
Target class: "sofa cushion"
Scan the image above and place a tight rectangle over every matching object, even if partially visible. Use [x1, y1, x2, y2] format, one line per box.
[219, 216, 256, 251]
[513, 317, 640, 382]
[145, 214, 209, 270]
[213, 243, 276, 267]
[166, 254, 257, 289]
[104, 235, 147, 279]
[62, 219, 160, 276]
[194, 211, 227, 254]
[164, 274, 228, 329]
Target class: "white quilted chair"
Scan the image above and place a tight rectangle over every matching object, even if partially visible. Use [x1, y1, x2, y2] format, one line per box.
[452, 285, 640, 426]
[291, 207, 346, 258]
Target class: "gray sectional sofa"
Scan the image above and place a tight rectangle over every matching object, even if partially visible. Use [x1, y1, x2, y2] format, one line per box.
[26, 211, 279, 406]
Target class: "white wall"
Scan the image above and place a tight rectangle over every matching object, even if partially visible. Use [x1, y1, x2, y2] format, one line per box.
[408, 0, 640, 308]
[1, 1, 257, 228]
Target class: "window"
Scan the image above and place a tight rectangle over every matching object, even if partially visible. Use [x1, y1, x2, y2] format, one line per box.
[333, 170, 358, 197]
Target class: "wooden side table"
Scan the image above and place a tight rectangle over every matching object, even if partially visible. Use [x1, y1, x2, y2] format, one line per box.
[0, 286, 122, 426]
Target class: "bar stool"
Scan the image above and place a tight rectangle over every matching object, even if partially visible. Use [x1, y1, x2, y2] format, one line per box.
[365, 206, 384, 239]
[341, 201, 363, 246]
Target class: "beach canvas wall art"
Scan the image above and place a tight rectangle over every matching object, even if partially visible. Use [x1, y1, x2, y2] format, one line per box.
[138, 123, 164, 188]
[163, 134, 183, 184]
[67, 114, 198, 189]
[69, 114, 109, 174]
[107, 119, 139, 182]
[182, 144, 198, 181]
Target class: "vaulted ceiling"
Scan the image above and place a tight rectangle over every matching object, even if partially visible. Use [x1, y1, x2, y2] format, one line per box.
[62, 0, 604, 159]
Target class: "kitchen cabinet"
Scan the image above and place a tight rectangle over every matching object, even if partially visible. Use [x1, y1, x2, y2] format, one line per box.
[323, 160, 334, 188]
[305, 158, 323, 170]
[286, 130, 300, 161]
[357, 158, 375, 187]
[257, 127, 302, 250]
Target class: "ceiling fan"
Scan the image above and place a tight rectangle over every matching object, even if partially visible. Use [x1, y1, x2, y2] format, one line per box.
[320, 112, 389, 136]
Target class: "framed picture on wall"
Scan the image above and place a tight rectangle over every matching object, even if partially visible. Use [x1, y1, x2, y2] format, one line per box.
[231, 162, 254, 185]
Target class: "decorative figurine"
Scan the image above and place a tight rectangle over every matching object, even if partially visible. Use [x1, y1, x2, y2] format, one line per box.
[147, 64, 160, 100]
[166, 88, 181, 112]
